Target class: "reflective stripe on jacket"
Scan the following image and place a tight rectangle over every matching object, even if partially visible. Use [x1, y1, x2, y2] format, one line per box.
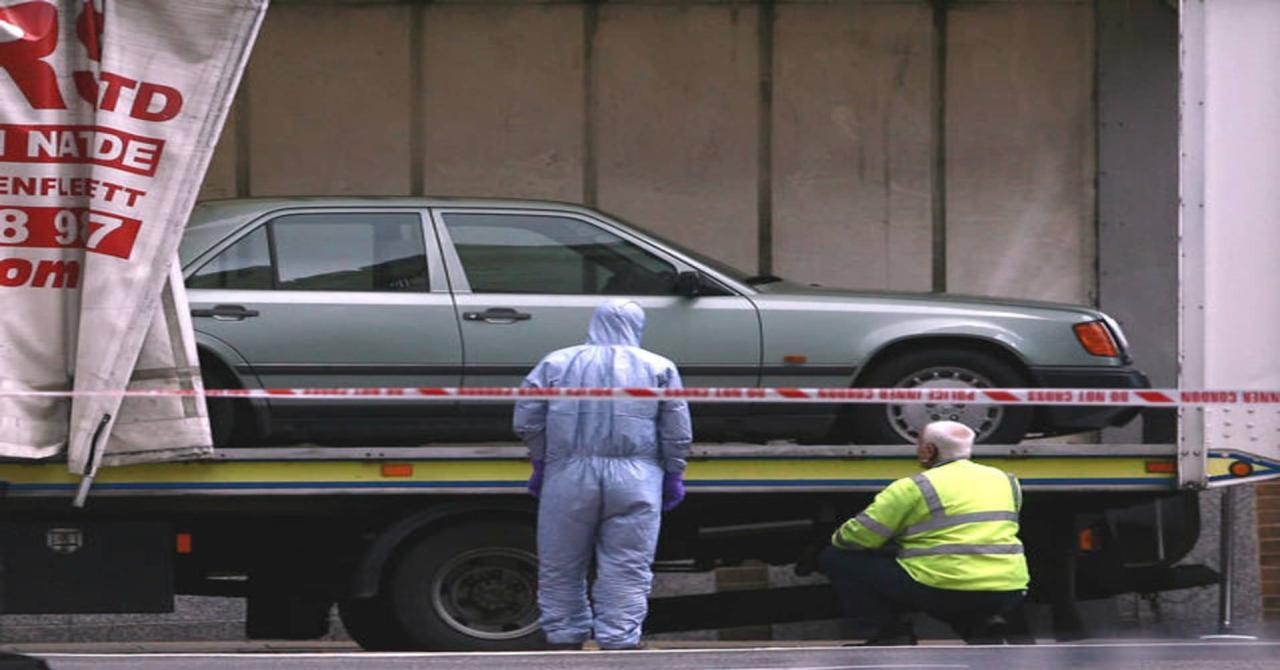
[831, 459, 1029, 592]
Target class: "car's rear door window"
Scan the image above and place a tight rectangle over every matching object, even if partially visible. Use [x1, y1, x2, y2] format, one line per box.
[442, 213, 676, 295]
[188, 212, 430, 292]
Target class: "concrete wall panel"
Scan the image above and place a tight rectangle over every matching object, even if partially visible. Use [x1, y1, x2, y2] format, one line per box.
[198, 99, 240, 202]
[594, 5, 759, 273]
[421, 5, 584, 201]
[246, 5, 412, 196]
[773, 2, 933, 291]
[946, 3, 1095, 304]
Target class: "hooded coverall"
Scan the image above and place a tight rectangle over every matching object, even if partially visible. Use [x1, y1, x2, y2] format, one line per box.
[513, 300, 692, 649]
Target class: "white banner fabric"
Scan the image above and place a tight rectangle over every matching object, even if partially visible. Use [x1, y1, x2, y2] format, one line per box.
[0, 0, 267, 476]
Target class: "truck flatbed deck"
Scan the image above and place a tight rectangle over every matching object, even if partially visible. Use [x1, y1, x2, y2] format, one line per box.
[2, 443, 1272, 497]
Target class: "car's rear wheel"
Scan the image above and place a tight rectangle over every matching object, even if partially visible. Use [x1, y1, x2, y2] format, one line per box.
[850, 347, 1033, 445]
[388, 522, 542, 651]
[201, 358, 251, 448]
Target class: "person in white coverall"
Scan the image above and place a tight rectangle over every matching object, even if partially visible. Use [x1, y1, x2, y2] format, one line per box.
[513, 300, 693, 650]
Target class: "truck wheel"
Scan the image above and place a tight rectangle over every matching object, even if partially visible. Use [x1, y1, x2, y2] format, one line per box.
[338, 594, 413, 651]
[851, 348, 1033, 445]
[389, 522, 541, 651]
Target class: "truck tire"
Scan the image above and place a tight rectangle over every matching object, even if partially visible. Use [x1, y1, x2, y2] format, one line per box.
[850, 347, 1033, 445]
[338, 594, 413, 651]
[389, 522, 541, 651]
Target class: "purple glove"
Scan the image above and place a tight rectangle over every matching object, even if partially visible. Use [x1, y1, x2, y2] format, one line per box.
[662, 472, 686, 512]
[528, 459, 545, 498]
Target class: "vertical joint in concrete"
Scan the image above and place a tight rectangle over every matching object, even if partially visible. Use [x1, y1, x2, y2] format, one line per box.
[757, 0, 775, 277]
[1090, 0, 1102, 307]
[582, 0, 600, 207]
[409, 1, 427, 197]
[234, 72, 251, 198]
[930, 0, 948, 293]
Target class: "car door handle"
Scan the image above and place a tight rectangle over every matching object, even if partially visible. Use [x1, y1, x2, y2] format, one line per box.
[463, 308, 532, 324]
[191, 304, 260, 321]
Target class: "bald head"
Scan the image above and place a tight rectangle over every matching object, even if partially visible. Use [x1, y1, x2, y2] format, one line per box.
[918, 421, 975, 466]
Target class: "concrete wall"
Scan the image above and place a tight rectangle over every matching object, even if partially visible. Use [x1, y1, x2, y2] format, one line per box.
[947, 1, 1095, 304]
[594, 4, 760, 271]
[199, 0, 1097, 303]
[421, 4, 586, 201]
[772, 1, 932, 291]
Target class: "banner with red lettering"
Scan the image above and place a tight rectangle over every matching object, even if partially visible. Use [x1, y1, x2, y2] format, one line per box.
[0, 0, 267, 488]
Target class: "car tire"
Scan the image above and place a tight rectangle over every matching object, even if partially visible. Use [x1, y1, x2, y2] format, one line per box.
[201, 359, 256, 448]
[338, 594, 413, 651]
[849, 347, 1033, 445]
[388, 522, 542, 651]
[201, 361, 241, 448]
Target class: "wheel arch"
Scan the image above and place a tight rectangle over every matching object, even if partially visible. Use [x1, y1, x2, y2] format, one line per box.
[196, 334, 269, 436]
[854, 334, 1032, 387]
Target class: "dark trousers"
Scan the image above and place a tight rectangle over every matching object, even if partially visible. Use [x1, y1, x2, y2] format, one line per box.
[819, 546, 1024, 635]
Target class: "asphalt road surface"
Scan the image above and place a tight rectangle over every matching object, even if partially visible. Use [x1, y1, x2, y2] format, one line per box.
[19, 640, 1280, 670]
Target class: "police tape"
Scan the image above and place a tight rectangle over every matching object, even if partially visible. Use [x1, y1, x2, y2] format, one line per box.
[0, 386, 1278, 406]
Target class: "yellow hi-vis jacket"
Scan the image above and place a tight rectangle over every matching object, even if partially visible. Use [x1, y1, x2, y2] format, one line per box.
[831, 459, 1029, 592]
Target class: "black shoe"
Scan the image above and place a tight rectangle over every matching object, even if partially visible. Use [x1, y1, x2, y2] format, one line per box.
[600, 641, 650, 651]
[540, 635, 585, 651]
[961, 615, 1008, 645]
[845, 622, 917, 646]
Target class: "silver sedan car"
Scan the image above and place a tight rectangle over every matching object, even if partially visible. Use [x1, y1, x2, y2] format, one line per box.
[181, 197, 1147, 447]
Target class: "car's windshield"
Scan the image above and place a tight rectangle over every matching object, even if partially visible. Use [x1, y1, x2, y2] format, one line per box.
[602, 210, 758, 284]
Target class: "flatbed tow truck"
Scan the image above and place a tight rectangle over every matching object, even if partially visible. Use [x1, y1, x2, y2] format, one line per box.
[1, 433, 1275, 650]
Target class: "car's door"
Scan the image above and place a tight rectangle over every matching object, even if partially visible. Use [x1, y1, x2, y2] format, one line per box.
[431, 208, 761, 440]
[185, 208, 463, 440]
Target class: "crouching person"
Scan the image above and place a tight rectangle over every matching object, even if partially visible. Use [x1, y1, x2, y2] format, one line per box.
[513, 300, 693, 650]
[820, 421, 1028, 645]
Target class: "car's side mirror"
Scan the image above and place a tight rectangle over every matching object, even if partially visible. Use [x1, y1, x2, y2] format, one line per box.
[674, 270, 703, 297]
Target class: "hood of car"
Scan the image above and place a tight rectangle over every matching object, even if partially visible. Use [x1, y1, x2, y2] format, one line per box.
[749, 280, 1104, 321]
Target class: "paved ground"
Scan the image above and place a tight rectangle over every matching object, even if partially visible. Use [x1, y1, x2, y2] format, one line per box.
[10, 640, 1280, 670]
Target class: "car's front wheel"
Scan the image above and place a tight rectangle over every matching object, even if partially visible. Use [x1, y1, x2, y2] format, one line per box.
[850, 347, 1033, 445]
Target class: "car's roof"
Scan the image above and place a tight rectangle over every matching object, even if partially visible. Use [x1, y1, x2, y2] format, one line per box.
[192, 195, 594, 218]
[183, 196, 614, 267]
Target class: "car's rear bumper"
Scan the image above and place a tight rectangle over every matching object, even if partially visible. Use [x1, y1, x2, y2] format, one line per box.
[1027, 366, 1151, 433]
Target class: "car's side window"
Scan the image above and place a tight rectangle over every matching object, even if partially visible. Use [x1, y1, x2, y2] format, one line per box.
[187, 226, 273, 290]
[443, 213, 677, 295]
[272, 213, 428, 292]
[187, 213, 430, 292]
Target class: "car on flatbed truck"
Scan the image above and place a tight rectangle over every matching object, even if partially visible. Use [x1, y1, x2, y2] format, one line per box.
[181, 197, 1147, 447]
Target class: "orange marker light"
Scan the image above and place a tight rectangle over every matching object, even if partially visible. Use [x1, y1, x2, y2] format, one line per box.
[1144, 461, 1176, 474]
[1073, 322, 1120, 357]
[1078, 528, 1097, 552]
[783, 355, 808, 365]
[1229, 461, 1253, 478]
[176, 533, 193, 554]
[381, 463, 414, 478]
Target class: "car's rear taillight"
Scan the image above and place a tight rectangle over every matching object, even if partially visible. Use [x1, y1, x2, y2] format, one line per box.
[1073, 321, 1120, 357]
